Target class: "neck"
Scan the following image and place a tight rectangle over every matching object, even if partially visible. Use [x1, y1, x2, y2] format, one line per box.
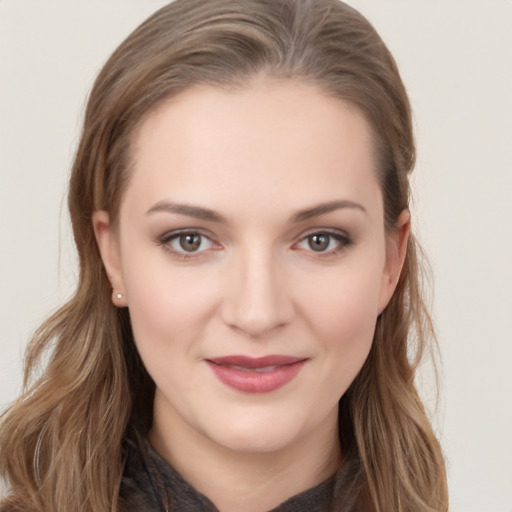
[149, 401, 341, 512]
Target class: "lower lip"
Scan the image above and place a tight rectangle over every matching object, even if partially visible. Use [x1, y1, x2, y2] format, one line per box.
[206, 360, 307, 393]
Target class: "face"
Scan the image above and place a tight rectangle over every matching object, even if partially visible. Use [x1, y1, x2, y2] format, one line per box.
[94, 76, 408, 457]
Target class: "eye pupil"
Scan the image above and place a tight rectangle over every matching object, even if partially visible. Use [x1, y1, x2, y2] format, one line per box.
[308, 234, 330, 252]
[180, 233, 201, 252]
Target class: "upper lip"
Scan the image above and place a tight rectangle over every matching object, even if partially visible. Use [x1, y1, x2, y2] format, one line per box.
[205, 355, 307, 369]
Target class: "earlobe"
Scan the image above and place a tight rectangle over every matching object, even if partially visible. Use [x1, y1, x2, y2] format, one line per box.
[92, 210, 127, 306]
[378, 209, 411, 314]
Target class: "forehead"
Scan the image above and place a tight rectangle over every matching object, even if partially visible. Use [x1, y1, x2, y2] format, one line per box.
[123, 76, 382, 220]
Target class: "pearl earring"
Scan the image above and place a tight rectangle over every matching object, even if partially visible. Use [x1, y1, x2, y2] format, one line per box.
[116, 292, 123, 299]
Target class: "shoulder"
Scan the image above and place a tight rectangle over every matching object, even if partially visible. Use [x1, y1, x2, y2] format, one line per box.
[120, 436, 218, 511]
[119, 437, 162, 512]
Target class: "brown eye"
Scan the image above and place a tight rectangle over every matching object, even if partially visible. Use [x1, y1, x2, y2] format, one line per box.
[159, 231, 216, 255]
[307, 233, 331, 252]
[179, 233, 202, 252]
[295, 230, 353, 255]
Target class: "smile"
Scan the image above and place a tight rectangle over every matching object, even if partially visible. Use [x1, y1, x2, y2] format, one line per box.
[205, 355, 308, 393]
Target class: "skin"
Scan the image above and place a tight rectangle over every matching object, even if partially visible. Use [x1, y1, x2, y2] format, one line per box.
[94, 76, 409, 512]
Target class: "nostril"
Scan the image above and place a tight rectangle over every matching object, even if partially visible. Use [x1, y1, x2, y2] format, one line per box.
[221, 288, 293, 338]
[219, 252, 294, 337]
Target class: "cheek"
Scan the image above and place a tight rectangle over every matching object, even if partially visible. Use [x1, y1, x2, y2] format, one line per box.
[120, 250, 220, 355]
[302, 263, 383, 336]
[295, 259, 383, 378]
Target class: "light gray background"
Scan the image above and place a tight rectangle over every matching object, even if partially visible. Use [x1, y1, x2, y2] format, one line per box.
[1, 1, 511, 510]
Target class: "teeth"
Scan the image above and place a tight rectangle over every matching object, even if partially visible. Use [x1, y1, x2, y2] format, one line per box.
[254, 366, 278, 372]
[229, 365, 279, 372]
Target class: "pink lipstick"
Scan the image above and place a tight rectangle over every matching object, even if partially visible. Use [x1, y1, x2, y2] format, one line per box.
[205, 355, 307, 393]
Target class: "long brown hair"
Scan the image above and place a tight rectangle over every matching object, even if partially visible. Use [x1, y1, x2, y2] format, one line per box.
[0, 1, 448, 510]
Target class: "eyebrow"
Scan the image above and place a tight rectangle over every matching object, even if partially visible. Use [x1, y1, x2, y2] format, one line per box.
[291, 200, 366, 222]
[146, 199, 365, 223]
[146, 201, 227, 222]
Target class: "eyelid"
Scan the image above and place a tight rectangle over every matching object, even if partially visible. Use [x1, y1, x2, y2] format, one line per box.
[156, 227, 353, 260]
[157, 228, 221, 259]
[293, 228, 353, 254]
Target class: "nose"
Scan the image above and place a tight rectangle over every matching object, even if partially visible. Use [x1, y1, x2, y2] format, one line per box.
[220, 246, 294, 338]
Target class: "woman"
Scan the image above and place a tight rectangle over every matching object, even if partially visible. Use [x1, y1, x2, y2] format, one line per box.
[0, 0, 448, 510]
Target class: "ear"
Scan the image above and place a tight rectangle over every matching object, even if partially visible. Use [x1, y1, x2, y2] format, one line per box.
[92, 210, 127, 306]
[377, 209, 411, 314]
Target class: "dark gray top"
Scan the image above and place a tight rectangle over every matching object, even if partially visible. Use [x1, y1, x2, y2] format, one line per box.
[120, 437, 359, 511]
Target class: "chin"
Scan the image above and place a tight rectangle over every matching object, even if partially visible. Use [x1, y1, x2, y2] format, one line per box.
[215, 430, 298, 455]
[204, 411, 309, 455]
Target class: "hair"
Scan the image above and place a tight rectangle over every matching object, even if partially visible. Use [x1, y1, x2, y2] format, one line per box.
[0, 1, 448, 511]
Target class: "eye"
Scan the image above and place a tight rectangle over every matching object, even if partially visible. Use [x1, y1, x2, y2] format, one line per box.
[175, 233, 206, 252]
[295, 230, 352, 254]
[158, 230, 217, 255]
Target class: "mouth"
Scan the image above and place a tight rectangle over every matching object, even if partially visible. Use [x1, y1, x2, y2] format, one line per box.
[204, 355, 308, 393]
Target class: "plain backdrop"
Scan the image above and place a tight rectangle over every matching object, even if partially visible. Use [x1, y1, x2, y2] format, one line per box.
[0, 1, 511, 511]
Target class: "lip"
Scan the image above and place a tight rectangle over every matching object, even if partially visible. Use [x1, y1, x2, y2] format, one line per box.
[205, 355, 308, 393]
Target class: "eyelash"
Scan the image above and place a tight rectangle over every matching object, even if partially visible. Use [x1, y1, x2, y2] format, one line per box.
[156, 228, 353, 261]
[157, 229, 220, 261]
[294, 229, 353, 256]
